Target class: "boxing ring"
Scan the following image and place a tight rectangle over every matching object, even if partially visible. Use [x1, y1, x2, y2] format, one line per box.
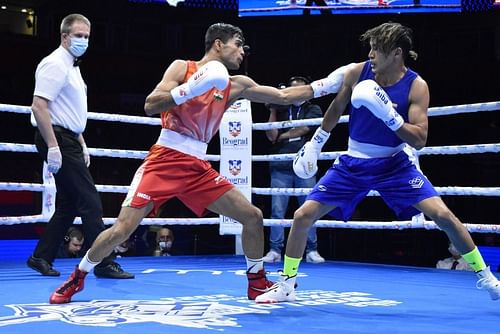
[0, 100, 499, 333]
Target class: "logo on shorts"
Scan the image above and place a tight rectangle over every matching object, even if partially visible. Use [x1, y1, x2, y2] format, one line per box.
[137, 192, 151, 200]
[408, 177, 424, 189]
[214, 175, 227, 184]
[228, 121, 241, 137]
[228, 160, 242, 176]
[318, 185, 327, 192]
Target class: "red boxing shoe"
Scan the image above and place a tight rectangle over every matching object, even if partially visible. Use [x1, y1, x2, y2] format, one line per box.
[247, 269, 274, 300]
[49, 266, 88, 304]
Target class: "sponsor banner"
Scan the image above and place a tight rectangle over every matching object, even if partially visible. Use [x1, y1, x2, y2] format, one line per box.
[219, 100, 252, 236]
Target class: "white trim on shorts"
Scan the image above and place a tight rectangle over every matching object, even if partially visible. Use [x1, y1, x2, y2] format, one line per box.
[347, 137, 406, 158]
[156, 128, 208, 160]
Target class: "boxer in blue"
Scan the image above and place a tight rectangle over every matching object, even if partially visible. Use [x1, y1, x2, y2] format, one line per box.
[256, 22, 500, 303]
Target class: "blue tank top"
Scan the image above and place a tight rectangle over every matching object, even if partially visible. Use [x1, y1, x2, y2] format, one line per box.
[349, 61, 418, 147]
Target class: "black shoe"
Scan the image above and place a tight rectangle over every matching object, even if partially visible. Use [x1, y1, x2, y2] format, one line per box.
[93, 261, 134, 279]
[27, 255, 60, 276]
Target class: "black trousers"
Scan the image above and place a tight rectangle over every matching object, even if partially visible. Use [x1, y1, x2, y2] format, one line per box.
[33, 127, 114, 267]
[304, 0, 332, 15]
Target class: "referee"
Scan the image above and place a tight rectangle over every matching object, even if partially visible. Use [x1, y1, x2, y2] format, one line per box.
[27, 13, 133, 279]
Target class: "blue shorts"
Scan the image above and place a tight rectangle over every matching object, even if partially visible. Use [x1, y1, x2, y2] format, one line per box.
[307, 151, 439, 221]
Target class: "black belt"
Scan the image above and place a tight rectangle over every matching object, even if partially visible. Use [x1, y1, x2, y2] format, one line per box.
[52, 125, 79, 138]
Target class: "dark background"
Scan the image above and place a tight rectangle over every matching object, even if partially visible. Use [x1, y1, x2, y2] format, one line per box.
[0, 0, 499, 267]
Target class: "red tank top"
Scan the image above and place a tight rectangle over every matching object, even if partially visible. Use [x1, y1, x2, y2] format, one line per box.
[161, 60, 231, 143]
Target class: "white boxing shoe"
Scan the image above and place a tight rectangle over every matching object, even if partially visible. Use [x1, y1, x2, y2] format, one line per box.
[255, 274, 296, 303]
[476, 266, 500, 300]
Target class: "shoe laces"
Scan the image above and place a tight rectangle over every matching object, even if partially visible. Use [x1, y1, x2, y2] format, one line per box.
[56, 274, 82, 294]
[268, 279, 294, 293]
[477, 276, 499, 290]
[107, 262, 124, 273]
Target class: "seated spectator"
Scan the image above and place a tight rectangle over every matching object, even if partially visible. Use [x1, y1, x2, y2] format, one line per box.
[152, 226, 175, 256]
[436, 242, 473, 271]
[56, 226, 85, 258]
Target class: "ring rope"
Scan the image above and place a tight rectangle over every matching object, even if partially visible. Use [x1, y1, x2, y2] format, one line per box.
[252, 101, 500, 131]
[2, 101, 499, 130]
[0, 101, 498, 231]
[1, 143, 498, 162]
[1, 181, 498, 197]
[0, 214, 497, 234]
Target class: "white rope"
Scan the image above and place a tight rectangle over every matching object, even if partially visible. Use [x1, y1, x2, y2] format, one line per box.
[252, 101, 500, 130]
[2, 101, 498, 129]
[0, 104, 162, 126]
[2, 181, 499, 197]
[1, 142, 498, 162]
[253, 143, 500, 162]
[253, 187, 500, 197]
[266, 219, 500, 233]
[0, 182, 45, 192]
[1, 101, 498, 233]
[0, 214, 498, 233]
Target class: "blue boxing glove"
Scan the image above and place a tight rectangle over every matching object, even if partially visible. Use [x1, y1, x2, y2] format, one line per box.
[351, 79, 404, 131]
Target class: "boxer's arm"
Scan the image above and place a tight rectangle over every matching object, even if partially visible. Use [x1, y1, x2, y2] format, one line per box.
[397, 77, 429, 150]
[310, 63, 356, 98]
[144, 60, 187, 116]
[351, 77, 429, 150]
[145, 60, 229, 115]
[170, 60, 228, 105]
[232, 75, 313, 105]
[319, 62, 361, 132]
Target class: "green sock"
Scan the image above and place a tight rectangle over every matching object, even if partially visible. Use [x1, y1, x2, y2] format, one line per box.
[283, 255, 301, 277]
[462, 247, 487, 272]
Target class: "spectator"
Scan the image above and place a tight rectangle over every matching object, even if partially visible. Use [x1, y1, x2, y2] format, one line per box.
[436, 242, 473, 271]
[152, 226, 175, 256]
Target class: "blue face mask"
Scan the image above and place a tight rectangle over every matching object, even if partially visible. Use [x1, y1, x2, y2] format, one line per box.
[69, 37, 89, 57]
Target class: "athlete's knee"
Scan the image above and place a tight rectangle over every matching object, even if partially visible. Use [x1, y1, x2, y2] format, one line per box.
[238, 205, 263, 227]
[429, 208, 460, 230]
[293, 207, 316, 228]
[247, 205, 263, 224]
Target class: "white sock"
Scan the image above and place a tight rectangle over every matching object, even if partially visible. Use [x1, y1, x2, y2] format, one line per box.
[78, 250, 101, 272]
[285, 275, 297, 288]
[477, 266, 498, 280]
[246, 257, 263, 273]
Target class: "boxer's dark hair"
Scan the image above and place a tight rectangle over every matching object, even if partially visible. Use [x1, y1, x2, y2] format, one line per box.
[360, 22, 418, 61]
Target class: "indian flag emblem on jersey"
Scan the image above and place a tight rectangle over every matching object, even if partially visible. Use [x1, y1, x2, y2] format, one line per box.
[214, 91, 224, 100]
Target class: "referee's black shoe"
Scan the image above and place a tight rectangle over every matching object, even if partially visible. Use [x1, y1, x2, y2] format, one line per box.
[27, 255, 61, 276]
[93, 261, 134, 279]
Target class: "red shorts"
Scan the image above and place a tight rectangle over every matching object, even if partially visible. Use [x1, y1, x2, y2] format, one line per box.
[123, 145, 234, 217]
